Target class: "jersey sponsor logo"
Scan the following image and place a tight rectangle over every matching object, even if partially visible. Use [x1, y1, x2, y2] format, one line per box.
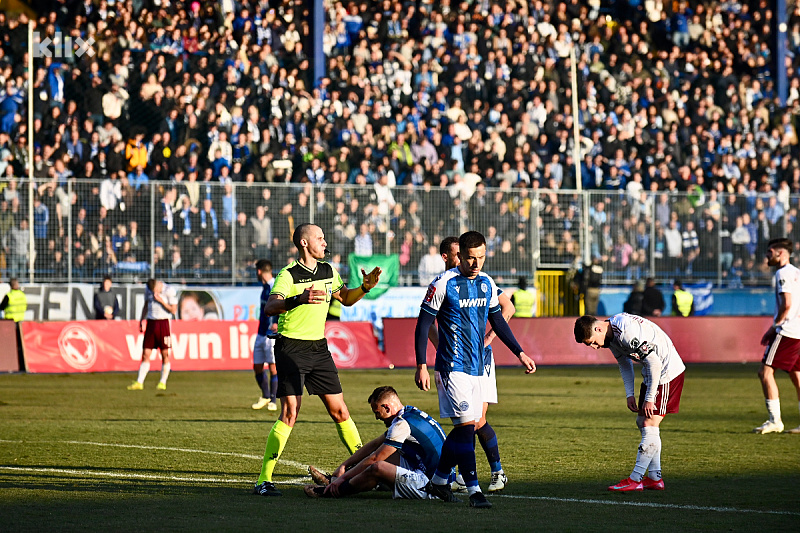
[57, 324, 98, 370]
[423, 285, 436, 305]
[458, 297, 486, 308]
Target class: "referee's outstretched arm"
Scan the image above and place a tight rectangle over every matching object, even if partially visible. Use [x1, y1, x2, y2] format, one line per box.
[334, 267, 383, 306]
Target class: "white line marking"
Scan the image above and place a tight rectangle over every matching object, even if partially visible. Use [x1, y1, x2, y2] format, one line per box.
[0, 439, 308, 471]
[0, 466, 309, 486]
[497, 494, 800, 516]
[4, 440, 793, 517]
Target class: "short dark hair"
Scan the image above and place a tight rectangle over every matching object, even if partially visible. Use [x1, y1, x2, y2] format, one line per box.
[440, 236, 458, 255]
[292, 223, 315, 249]
[255, 259, 272, 273]
[574, 315, 598, 343]
[518, 276, 528, 290]
[459, 230, 486, 252]
[768, 237, 793, 253]
[102, 275, 112, 282]
[367, 385, 398, 405]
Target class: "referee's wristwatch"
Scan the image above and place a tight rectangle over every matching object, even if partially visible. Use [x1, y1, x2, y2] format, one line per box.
[360, 283, 371, 293]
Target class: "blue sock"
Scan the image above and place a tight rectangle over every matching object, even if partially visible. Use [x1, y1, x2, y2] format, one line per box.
[269, 374, 278, 401]
[476, 423, 502, 472]
[436, 425, 478, 488]
[255, 371, 269, 399]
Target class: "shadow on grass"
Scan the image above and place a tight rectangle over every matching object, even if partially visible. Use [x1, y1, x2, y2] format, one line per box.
[0, 474, 797, 532]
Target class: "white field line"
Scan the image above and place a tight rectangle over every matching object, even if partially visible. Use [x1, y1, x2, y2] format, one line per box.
[0, 439, 307, 471]
[0, 465, 307, 486]
[497, 494, 800, 517]
[2, 440, 797, 516]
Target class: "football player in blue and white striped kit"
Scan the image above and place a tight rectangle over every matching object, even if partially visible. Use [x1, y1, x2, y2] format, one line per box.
[303, 385, 446, 500]
[414, 231, 536, 508]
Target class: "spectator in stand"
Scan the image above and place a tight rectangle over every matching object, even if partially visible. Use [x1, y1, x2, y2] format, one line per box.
[642, 278, 666, 317]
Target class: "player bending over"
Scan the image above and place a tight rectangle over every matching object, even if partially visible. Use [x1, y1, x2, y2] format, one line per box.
[574, 313, 685, 491]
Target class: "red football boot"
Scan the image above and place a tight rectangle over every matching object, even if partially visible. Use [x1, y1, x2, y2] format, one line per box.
[608, 477, 644, 491]
[642, 477, 665, 490]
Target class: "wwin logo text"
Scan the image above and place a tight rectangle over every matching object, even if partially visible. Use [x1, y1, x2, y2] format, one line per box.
[33, 31, 95, 58]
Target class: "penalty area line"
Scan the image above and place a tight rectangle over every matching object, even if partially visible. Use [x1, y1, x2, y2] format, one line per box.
[0, 466, 309, 486]
[0, 439, 308, 472]
[497, 494, 800, 517]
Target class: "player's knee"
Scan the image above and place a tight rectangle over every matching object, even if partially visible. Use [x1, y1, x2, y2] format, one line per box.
[327, 405, 350, 422]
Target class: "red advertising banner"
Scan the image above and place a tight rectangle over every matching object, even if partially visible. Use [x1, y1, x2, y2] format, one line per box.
[383, 316, 771, 368]
[22, 321, 390, 373]
[0, 319, 20, 372]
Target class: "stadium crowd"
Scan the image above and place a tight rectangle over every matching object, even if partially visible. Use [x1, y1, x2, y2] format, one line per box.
[0, 0, 799, 285]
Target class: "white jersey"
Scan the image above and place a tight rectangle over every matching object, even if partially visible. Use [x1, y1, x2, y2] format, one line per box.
[145, 284, 177, 320]
[608, 313, 686, 403]
[774, 263, 800, 339]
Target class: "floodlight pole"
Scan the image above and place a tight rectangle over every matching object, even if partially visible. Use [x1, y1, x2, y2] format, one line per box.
[570, 45, 591, 266]
[27, 21, 35, 283]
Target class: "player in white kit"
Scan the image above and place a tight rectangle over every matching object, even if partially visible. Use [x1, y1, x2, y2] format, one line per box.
[574, 313, 686, 491]
[755, 238, 800, 434]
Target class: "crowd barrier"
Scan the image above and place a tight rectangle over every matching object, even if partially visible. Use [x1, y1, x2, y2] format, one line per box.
[21, 320, 390, 373]
[383, 316, 772, 368]
[10, 316, 774, 374]
[0, 320, 20, 372]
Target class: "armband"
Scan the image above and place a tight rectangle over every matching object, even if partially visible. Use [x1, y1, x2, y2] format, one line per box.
[284, 295, 302, 311]
[360, 283, 371, 293]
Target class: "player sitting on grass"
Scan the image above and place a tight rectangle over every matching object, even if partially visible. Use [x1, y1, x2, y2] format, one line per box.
[304, 385, 446, 500]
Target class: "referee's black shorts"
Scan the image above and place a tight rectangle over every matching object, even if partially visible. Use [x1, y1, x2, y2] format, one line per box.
[274, 337, 343, 397]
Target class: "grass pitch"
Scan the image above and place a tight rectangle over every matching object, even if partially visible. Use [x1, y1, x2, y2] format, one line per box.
[0, 364, 798, 532]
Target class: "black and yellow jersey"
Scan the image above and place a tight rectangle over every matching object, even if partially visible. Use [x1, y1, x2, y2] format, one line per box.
[271, 260, 344, 340]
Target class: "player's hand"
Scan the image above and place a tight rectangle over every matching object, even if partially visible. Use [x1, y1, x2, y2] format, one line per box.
[760, 326, 777, 346]
[626, 396, 638, 413]
[325, 477, 344, 497]
[483, 330, 496, 347]
[361, 267, 382, 291]
[139, 320, 145, 333]
[415, 365, 430, 391]
[301, 284, 327, 305]
[518, 352, 536, 374]
[269, 323, 278, 333]
[642, 401, 656, 418]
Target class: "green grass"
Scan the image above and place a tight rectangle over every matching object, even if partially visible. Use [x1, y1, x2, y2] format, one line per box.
[1, 364, 798, 532]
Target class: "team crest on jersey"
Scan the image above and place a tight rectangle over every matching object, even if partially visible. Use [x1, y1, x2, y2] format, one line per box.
[458, 401, 470, 411]
[481, 282, 489, 294]
[423, 285, 436, 304]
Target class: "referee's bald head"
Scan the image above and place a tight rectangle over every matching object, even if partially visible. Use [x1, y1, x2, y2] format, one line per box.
[293, 223, 317, 249]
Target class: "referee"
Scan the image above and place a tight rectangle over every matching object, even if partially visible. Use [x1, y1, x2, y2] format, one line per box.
[254, 223, 382, 497]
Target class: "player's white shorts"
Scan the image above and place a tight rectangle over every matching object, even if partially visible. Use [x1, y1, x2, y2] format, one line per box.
[436, 362, 496, 409]
[435, 370, 484, 424]
[252, 334, 275, 365]
[393, 457, 435, 500]
[480, 358, 497, 404]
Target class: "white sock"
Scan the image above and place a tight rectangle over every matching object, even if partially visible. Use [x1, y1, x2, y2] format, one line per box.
[160, 362, 171, 384]
[646, 428, 662, 480]
[766, 398, 782, 423]
[431, 473, 448, 485]
[631, 427, 659, 482]
[136, 361, 150, 384]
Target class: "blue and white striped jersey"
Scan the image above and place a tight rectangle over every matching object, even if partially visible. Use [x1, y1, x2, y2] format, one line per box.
[257, 281, 278, 336]
[421, 268, 502, 376]
[384, 405, 446, 477]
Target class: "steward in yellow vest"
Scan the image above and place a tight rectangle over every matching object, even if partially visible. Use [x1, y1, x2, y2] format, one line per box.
[1, 279, 27, 322]
[511, 277, 535, 317]
[671, 279, 694, 317]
